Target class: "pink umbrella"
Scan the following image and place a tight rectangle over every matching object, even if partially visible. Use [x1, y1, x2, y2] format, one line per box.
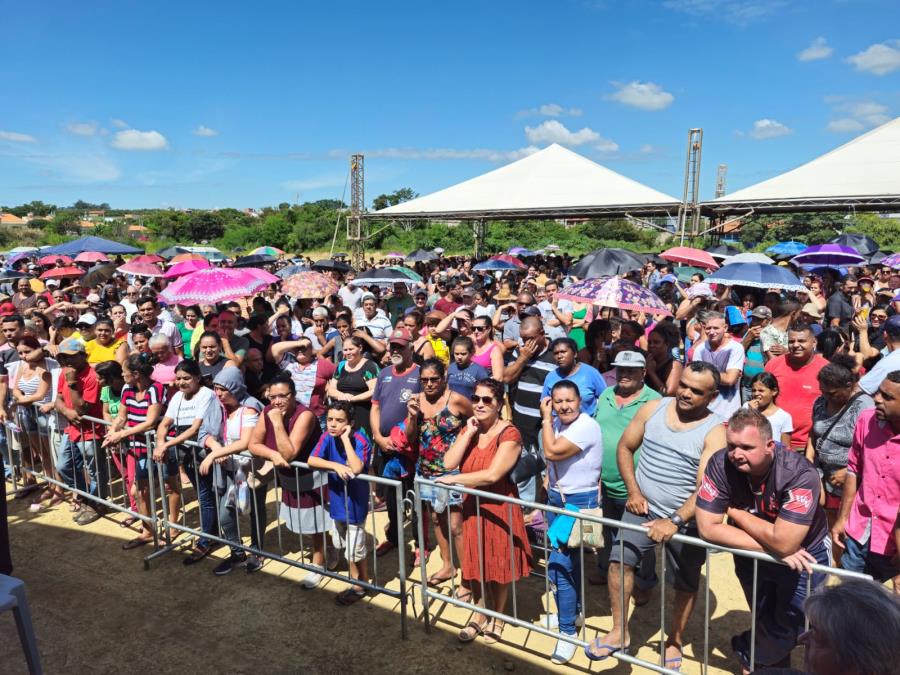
[163, 258, 211, 279]
[118, 261, 165, 277]
[38, 254, 74, 266]
[160, 268, 271, 306]
[490, 254, 527, 268]
[660, 246, 719, 270]
[74, 251, 110, 264]
[132, 254, 165, 264]
[243, 267, 280, 284]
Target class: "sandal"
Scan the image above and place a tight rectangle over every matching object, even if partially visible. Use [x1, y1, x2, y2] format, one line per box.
[483, 620, 505, 645]
[458, 620, 487, 643]
[427, 569, 457, 586]
[182, 545, 212, 565]
[454, 587, 473, 603]
[584, 635, 630, 662]
[120, 516, 139, 528]
[663, 641, 683, 672]
[122, 536, 153, 550]
[335, 587, 366, 606]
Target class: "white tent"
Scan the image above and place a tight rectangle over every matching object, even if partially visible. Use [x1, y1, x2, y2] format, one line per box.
[706, 116, 900, 214]
[368, 143, 681, 220]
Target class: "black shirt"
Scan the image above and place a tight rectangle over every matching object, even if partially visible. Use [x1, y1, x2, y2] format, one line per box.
[825, 292, 853, 326]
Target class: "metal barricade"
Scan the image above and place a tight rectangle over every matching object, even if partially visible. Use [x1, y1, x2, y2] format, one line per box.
[413, 476, 871, 674]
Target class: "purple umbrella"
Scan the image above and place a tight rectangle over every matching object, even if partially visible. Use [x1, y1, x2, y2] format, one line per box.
[790, 244, 866, 268]
[557, 277, 672, 316]
[880, 252, 900, 270]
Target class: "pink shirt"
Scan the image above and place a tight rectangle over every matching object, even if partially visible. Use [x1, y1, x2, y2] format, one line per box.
[846, 409, 900, 556]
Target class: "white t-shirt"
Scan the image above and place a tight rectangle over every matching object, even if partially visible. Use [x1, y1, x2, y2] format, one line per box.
[474, 304, 496, 319]
[339, 286, 366, 310]
[692, 339, 745, 418]
[742, 403, 794, 441]
[549, 413, 603, 494]
[165, 387, 215, 428]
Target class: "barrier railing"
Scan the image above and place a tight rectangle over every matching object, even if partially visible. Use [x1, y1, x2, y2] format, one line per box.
[413, 475, 872, 674]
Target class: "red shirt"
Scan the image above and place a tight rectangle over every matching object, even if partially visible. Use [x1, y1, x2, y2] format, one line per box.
[433, 298, 462, 315]
[57, 365, 105, 442]
[764, 353, 828, 450]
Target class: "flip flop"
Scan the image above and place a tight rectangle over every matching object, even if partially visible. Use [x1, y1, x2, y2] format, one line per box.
[335, 588, 366, 606]
[427, 570, 457, 586]
[122, 536, 153, 550]
[664, 642, 683, 672]
[120, 516, 139, 528]
[584, 636, 630, 661]
[454, 587, 473, 603]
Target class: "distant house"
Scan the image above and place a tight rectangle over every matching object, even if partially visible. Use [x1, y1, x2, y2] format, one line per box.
[128, 224, 148, 237]
[87, 209, 106, 218]
[0, 213, 26, 225]
[79, 220, 96, 229]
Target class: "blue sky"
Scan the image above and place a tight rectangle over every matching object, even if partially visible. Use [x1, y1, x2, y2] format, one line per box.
[1, 0, 899, 210]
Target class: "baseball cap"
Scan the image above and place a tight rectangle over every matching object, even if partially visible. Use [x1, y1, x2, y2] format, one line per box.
[611, 351, 646, 368]
[57, 338, 86, 355]
[387, 327, 413, 346]
[360, 292, 377, 302]
[413, 288, 427, 297]
[0, 302, 16, 317]
[801, 303, 822, 319]
[725, 306, 747, 327]
[750, 306, 773, 320]
[45, 278, 60, 287]
[520, 306, 542, 318]
[76, 313, 98, 326]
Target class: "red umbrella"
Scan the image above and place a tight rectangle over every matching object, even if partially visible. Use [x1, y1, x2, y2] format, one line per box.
[489, 254, 527, 268]
[74, 251, 110, 264]
[39, 266, 84, 279]
[131, 254, 165, 264]
[38, 254, 73, 266]
[660, 246, 719, 270]
[118, 261, 165, 277]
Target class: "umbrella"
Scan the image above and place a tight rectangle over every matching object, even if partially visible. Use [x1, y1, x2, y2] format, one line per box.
[383, 252, 405, 260]
[74, 251, 110, 264]
[156, 245, 191, 259]
[160, 268, 272, 306]
[557, 277, 671, 316]
[387, 266, 423, 282]
[311, 258, 352, 273]
[830, 233, 879, 257]
[674, 266, 706, 283]
[9, 246, 39, 254]
[708, 244, 742, 260]
[249, 245, 286, 257]
[868, 250, 889, 265]
[879, 252, 900, 270]
[791, 244, 866, 268]
[473, 259, 525, 272]
[350, 268, 420, 288]
[570, 248, 645, 279]
[490, 254, 527, 268]
[39, 266, 83, 279]
[169, 252, 208, 264]
[117, 261, 165, 277]
[41, 235, 142, 256]
[276, 264, 311, 278]
[7, 252, 32, 266]
[765, 241, 807, 256]
[660, 246, 719, 270]
[243, 267, 280, 284]
[80, 263, 118, 287]
[723, 252, 775, 265]
[508, 247, 537, 257]
[233, 254, 278, 268]
[406, 249, 437, 263]
[164, 259, 212, 279]
[131, 254, 165, 264]
[0, 269, 28, 281]
[38, 254, 73, 266]
[705, 262, 805, 291]
[281, 272, 339, 299]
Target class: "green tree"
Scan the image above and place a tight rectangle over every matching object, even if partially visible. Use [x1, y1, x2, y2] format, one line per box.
[185, 212, 226, 241]
[371, 188, 417, 212]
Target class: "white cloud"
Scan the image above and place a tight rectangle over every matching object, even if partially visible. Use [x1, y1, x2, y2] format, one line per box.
[663, 0, 783, 24]
[797, 37, 833, 61]
[608, 81, 674, 111]
[524, 120, 602, 146]
[110, 118, 129, 129]
[825, 99, 890, 133]
[0, 130, 37, 143]
[846, 40, 900, 75]
[365, 146, 540, 162]
[595, 138, 620, 153]
[111, 129, 168, 151]
[749, 118, 792, 139]
[515, 103, 584, 118]
[826, 118, 864, 133]
[192, 125, 219, 137]
[65, 122, 99, 137]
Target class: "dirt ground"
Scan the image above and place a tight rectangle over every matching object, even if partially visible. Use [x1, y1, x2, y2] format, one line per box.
[1, 490, 800, 675]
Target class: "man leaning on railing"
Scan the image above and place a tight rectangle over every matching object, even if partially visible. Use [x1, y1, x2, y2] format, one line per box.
[695, 407, 829, 674]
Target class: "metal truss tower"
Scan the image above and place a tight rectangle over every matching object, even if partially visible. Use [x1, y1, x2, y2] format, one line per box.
[349, 154, 365, 269]
[677, 128, 703, 245]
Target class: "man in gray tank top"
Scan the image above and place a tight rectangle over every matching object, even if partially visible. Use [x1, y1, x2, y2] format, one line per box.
[585, 362, 726, 670]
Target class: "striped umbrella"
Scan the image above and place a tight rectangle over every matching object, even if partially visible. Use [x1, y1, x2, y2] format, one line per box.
[490, 254, 527, 268]
[249, 245, 286, 257]
[281, 271, 339, 299]
[160, 268, 271, 306]
[790, 244, 866, 268]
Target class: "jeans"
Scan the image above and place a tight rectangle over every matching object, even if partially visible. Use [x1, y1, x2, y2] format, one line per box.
[732, 541, 828, 669]
[56, 436, 109, 500]
[181, 447, 217, 548]
[217, 471, 268, 556]
[515, 432, 543, 504]
[386, 472, 415, 547]
[547, 488, 597, 635]
[841, 534, 900, 582]
[596, 485, 657, 589]
[0, 427, 10, 479]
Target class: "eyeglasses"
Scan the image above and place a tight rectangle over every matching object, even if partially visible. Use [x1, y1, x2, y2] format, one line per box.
[420, 376, 442, 383]
[472, 325, 489, 333]
[470, 394, 495, 405]
[871, 313, 888, 320]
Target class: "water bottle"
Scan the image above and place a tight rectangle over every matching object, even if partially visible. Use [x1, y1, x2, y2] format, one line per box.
[433, 485, 449, 514]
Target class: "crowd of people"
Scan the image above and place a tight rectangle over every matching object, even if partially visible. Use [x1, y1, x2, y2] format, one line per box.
[1, 248, 899, 673]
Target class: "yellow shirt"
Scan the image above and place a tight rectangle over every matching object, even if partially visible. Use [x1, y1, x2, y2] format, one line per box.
[84, 338, 124, 364]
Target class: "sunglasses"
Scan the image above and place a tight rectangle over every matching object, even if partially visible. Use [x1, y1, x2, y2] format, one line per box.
[470, 394, 494, 405]
[420, 376, 442, 383]
[871, 314, 888, 320]
[472, 325, 489, 333]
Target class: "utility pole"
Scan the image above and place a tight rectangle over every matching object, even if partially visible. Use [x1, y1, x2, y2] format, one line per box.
[348, 154, 365, 270]
[677, 128, 703, 245]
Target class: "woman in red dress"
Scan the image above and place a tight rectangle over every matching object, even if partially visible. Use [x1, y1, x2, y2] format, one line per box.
[438, 378, 532, 644]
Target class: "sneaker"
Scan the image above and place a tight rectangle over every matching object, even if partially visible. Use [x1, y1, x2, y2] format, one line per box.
[539, 613, 584, 631]
[245, 555, 263, 574]
[550, 638, 578, 664]
[75, 508, 101, 526]
[301, 571, 323, 589]
[213, 554, 246, 576]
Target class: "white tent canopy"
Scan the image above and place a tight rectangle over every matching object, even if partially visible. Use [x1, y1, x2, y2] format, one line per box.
[706, 116, 900, 214]
[367, 143, 681, 220]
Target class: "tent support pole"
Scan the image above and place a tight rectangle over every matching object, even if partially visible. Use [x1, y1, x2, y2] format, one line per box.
[473, 219, 486, 258]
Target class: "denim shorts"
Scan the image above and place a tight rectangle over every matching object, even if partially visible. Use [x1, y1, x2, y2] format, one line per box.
[18, 405, 49, 437]
[418, 470, 463, 507]
[134, 452, 180, 482]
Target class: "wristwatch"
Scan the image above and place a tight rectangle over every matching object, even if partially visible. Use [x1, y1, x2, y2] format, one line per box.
[668, 513, 685, 528]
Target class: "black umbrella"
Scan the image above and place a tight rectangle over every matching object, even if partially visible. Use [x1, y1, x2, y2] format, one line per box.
[350, 268, 418, 288]
[80, 263, 118, 287]
[868, 250, 890, 265]
[156, 245, 191, 260]
[232, 254, 278, 268]
[276, 264, 311, 278]
[0, 269, 29, 281]
[570, 248, 645, 279]
[708, 244, 742, 260]
[830, 233, 879, 257]
[406, 248, 437, 263]
[312, 258, 353, 273]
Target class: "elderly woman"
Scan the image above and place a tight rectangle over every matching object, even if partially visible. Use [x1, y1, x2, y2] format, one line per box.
[271, 336, 336, 426]
[438, 378, 532, 644]
[539, 380, 603, 664]
[148, 334, 181, 389]
[806, 361, 874, 565]
[303, 306, 336, 351]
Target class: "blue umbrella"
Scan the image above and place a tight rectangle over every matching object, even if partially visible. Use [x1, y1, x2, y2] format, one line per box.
[765, 241, 806, 256]
[705, 262, 805, 291]
[473, 259, 524, 272]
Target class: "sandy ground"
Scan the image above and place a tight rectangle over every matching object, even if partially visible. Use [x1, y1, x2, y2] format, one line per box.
[1, 487, 795, 675]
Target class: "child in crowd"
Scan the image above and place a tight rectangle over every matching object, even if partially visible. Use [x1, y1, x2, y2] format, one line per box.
[744, 371, 794, 447]
[308, 400, 372, 605]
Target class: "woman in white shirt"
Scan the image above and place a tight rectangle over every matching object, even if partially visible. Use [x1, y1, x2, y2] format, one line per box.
[539, 380, 603, 665]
